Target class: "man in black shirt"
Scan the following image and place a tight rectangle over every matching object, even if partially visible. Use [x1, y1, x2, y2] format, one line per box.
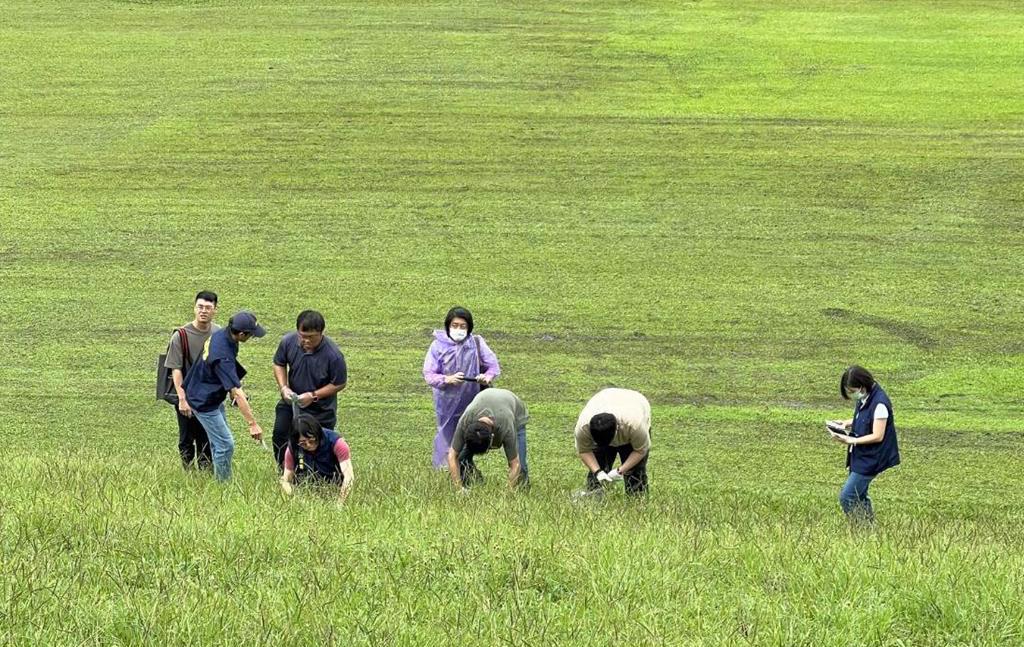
[271, 310, 348, 468]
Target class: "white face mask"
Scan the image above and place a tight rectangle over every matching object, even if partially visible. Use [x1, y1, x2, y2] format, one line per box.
[449, 328, 468, 342]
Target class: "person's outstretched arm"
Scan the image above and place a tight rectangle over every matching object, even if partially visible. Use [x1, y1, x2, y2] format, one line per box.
[338, 459, 354, 504]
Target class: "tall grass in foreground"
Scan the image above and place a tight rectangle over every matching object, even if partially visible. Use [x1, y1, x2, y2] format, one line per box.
[2, 430, 1022, 645]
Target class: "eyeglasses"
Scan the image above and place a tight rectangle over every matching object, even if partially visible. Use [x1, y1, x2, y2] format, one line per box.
[196, 304, 216, 311]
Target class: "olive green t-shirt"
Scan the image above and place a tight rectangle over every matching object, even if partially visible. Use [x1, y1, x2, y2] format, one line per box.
[164, 323, 221, 371]
[451, 388, 529, 461]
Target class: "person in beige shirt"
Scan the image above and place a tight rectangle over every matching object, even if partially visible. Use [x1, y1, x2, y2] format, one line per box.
[574, 388, 651, 496]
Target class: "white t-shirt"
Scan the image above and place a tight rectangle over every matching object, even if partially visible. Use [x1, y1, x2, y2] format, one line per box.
[859, 398, 889, 420]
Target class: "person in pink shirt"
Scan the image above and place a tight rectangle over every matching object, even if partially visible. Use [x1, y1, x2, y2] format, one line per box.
[422, 306, 501, 469]
[279, 415, 354, 505]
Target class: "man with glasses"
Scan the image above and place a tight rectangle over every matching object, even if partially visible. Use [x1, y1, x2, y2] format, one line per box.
[163, 291, 220, 469]
[271, 310, 348, 469]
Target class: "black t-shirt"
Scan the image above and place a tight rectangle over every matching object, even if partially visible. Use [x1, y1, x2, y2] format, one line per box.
[273, 333, 347, 424]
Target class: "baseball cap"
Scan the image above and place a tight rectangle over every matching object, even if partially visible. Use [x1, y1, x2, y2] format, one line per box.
[230, 311, 266, 338]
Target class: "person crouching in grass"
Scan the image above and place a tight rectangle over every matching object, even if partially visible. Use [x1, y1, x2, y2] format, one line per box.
[280, 415, 354, 505]
[574, 388, 651, 498]
[447, 388, 529, 492]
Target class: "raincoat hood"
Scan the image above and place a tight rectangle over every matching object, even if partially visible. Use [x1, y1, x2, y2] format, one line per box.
[433, 329, 467, 346]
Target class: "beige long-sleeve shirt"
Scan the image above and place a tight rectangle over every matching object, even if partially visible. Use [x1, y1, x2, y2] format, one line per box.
[574, 388, 651, 453]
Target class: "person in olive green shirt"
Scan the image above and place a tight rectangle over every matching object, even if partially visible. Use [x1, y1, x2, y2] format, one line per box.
[447, 388, 529, 490]
[163, 290, 220, 469]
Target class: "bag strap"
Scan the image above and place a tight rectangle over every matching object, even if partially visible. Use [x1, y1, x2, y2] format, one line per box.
[179, 328, 191, 372]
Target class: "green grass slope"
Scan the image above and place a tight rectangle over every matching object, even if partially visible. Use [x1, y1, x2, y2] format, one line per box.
[1, 1, 1022, 644]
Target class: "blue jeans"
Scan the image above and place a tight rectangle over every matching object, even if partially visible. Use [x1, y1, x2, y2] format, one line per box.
[839, 471, 875, 521]
[516, 425, 529, 485]
[193, 405, 235, 481]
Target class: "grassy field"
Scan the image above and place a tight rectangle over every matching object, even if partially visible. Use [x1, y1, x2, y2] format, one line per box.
[2, 1, 1023, 644]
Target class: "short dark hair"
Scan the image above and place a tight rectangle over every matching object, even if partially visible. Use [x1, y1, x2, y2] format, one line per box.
[464, 421, 493, 455]
[840, 365, 875, 399]
[445, 306, 474, 336]
[290, 415, 322, 454]
[589, 413, 617, 446]
[195, 291, 218, 305]
[296, 310, 326, 333]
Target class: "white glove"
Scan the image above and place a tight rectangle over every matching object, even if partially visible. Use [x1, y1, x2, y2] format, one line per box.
[596, 470, 612, 484]
[607, 469, 623, 482]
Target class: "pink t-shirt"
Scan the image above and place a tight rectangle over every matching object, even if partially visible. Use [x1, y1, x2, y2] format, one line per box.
[284, 438, 351, 471]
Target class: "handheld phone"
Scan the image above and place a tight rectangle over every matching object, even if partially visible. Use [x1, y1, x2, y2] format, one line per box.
[826, 421, 848, 435]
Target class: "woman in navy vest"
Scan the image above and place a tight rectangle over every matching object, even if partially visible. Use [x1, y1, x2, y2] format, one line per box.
[279, 415, 354, 505]
[826, 366, 900, 522]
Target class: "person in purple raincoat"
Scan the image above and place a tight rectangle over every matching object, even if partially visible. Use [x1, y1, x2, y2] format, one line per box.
[423, 306, 501, 469]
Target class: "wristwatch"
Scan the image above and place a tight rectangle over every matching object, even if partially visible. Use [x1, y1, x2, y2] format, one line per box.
[311, 392, 320, 403]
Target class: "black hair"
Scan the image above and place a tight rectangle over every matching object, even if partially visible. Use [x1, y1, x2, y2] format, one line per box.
[464, 420, 493, 456]
[195, 291, 218, 305]
[589, 413, 617, 447]
[444, 306, 474, 337]
[840, 365, 875, 400]
[289, 415, 323, 456]
[296, 310, 326, 333]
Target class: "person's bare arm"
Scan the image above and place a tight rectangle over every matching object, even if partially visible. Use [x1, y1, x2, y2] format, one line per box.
[618, 447, 648, 474]
[338, 459, 355, 504]
[507, 456, 521, 488]
[832, 418, 886, 445]
[579, 451, 600, 472]
[172, 369, 191, 417]
[447, 448, 463, 489]
[295, 383, 346, 408]
[856, 418, 887, 445]
[280, 469, 295, 495]
[273, 364, 296, 401]
[230, 387, 263, 441]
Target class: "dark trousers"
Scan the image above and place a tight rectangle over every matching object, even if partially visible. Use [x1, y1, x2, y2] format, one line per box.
[586, 443, 649, 496]
[273, 401, 337, 469]
[176, 408, 212, 469]
[272, 402, 295, 469]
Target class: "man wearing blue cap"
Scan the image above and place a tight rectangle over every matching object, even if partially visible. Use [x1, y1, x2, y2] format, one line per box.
[183, 310, 267, 481]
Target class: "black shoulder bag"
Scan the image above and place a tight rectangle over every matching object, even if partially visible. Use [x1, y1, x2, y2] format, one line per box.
[156, 328, 190, 405]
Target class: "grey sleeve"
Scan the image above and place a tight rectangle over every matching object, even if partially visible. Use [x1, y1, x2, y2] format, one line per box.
[163, 332, 183, 369]
[501, 428, 517, 462]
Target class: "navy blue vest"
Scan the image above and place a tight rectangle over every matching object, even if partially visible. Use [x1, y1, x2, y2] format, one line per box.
[848, 384, 900, 476]
[294, 429, 344, 484]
